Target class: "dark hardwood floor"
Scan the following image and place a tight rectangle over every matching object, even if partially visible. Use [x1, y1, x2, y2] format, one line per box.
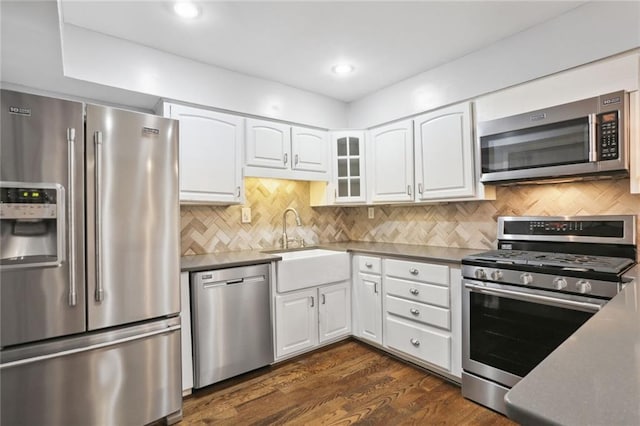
[180, 340, 514, 425]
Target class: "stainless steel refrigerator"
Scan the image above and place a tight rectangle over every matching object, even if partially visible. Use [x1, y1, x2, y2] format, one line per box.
[0, 90, 182, 425]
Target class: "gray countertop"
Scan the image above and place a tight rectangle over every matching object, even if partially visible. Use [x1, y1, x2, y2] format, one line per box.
[180, 241, 484, 272]
[505, 264, 640, 425]
[318, 241, 483, 264]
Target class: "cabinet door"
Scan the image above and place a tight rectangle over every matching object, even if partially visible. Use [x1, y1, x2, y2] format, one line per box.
[414, 102, 475, 200]
[275, 288, 318, 358]
[318, 282, 351, 343]
[332, 131, 366, 203]
[168, 104, 243, 204]
[354, 272, 382, 345]
[368, 120, 414, 203]
[291, 126, 329, 173]
[245, 118, 291, 170]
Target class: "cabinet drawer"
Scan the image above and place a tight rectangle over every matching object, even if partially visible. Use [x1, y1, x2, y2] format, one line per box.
[386, 316, 451, 371]
[358, 256, 381, 274]
[385, 277, 449, 308]
[385, 295, 450, 330]
[384, 259, 449, 285]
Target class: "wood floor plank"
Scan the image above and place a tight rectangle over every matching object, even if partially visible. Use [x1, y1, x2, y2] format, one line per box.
[180, 340, 515, 425]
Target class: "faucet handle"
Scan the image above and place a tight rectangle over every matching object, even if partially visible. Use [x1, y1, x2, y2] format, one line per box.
[298, 238, 305, 248]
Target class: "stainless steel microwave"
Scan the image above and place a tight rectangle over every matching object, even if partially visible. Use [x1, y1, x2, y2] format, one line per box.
[478, 91, 629, 184]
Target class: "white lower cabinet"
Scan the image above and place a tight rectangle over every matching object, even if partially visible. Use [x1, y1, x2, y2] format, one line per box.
[353, 255, 383, 345]
[275, 281, 351, 359]
[381, 258, 461, 380]
[275, 288, 318, 358]
[385, 316, 451, 371]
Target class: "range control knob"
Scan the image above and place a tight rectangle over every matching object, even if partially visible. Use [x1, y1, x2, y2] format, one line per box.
[553, 277, 568, 290]
[474, 269, 487, 280]
[491, 270, 503, 281]
[520, 273, 533, 285]
[576, 280, 592, 294]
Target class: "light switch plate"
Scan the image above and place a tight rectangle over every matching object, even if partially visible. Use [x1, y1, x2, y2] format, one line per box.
[241, 207, 251, 223]
[368, 207, 375, 219]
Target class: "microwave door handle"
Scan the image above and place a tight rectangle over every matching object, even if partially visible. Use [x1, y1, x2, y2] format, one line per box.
[464, 282, 603, 313]
[589, 113, 597, 162]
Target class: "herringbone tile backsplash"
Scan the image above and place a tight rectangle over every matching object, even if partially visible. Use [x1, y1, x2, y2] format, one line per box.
[181, 178, 639, 257]
[181, 178, 349, 255]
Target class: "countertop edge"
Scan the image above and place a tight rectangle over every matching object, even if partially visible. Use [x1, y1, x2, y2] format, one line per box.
[181, 242, 484, 272]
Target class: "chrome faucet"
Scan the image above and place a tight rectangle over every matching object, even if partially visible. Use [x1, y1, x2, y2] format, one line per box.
[281, 207, 302, 249]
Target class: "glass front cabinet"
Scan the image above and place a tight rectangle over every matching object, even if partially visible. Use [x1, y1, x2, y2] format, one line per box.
[333, 131, 366, 203]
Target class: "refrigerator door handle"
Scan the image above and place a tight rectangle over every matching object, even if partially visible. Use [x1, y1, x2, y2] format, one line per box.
[67, 128, 77, 307]
[0, 324, 181, 370]
[94, 131, 104, 303]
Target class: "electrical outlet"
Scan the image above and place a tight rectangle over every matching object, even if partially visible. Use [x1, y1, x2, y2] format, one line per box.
[368, 207, 375, 219]
[241, 207, 251, 223]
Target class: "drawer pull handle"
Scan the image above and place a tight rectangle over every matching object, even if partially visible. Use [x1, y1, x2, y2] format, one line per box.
[365, 262, 373, 268]
[409, 288, 419, 295]
[410, 308, 420, 316]
[409, 267, 419, 275]
[410, 338, 420, 347]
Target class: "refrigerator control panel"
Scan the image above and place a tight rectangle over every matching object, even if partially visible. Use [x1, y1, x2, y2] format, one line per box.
[0, 186, 58, 219]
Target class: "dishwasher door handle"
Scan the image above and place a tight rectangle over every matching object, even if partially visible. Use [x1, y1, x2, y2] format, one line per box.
[226, 278, 244, 285]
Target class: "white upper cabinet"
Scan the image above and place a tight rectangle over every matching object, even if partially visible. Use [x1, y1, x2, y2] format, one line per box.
[333, 131, 366, 204]
[291, 126, 329, 173]
[414, 102, 475, 201]
[368, 119, 414, 203]
[163, 103, 243, 205]
[245, 118, 329, 181]
[245, 118, 291, 170]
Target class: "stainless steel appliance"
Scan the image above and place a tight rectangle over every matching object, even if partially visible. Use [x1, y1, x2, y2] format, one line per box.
[478, 91, 629, 184]
[0, 90, 182, 425]
[461, 215, 636, 414]
[191, 264, 274, 388]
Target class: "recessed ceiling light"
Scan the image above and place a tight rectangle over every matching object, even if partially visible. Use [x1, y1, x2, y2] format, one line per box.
[332, 64, 355, 75]
[174, 2, 200, 19]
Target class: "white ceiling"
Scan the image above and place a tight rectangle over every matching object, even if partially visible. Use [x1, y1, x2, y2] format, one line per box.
[59, 1, 584, 103]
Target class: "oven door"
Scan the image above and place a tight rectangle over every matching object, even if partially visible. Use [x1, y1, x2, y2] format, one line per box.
[462, 279, 606, 388]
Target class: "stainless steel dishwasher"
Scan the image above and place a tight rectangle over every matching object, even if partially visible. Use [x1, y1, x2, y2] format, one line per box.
[191, 263, 274, 388]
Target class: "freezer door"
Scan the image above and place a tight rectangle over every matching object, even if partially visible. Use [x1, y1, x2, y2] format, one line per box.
[86, 104, 180, 330]
[0, 90, 85, 347]
[0, 317, 182, 426]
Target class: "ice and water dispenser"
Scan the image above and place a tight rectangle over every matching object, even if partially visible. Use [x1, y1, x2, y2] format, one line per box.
[0, 183, 64, 269]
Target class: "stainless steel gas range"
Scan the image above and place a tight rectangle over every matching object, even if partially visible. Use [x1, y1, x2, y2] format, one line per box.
[461, 215, 637, 414]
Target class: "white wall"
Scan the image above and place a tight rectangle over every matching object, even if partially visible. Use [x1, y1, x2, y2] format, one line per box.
[0, 1, 158, 112]
[60, 25, 348, 129]
[475, 53, 640, 122]
[1, 1, 348, 128]
[347, 1, 640, 129]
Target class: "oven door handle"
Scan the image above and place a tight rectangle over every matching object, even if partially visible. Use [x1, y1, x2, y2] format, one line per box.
[464, 283, 605, 313]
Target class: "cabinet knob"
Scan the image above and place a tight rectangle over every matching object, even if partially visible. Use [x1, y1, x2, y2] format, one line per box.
[409, 288, 419, 295]
[365, 262, 373, 268]
[410, 308, 420, 316]
[418, 183, 423, 194]
[283, 153, 288, 165]
[410, 338, 420, 347]
[294, 154, 299, 165]
[407, 185, 412, 196]
[409, 267, 419, 275]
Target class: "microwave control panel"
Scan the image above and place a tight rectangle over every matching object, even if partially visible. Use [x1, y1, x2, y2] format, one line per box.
[597, 111, 619, 160]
